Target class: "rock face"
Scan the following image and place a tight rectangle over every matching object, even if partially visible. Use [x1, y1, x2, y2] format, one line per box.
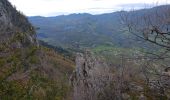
[0, 0, 38, 81]
[0, 0, 37, 45]
[0, 0, 12, 31]
[71, 51, 113, 100]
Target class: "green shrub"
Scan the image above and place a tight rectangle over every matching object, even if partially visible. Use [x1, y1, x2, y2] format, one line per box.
[29, 56, 39, 64]
[0, 58, 6, 67]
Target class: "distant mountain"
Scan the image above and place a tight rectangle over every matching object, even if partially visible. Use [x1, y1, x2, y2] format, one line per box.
[29, 5, 170, 50]
[29, 12, 131, 49]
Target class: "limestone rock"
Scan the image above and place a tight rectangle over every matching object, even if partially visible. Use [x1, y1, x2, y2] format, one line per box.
[71, 50, 112, 100]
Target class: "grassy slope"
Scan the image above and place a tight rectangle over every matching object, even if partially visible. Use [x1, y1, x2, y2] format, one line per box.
[0, 36, 75, 100]
[0, 0, 75, 99]
[91, 45, 144, 65]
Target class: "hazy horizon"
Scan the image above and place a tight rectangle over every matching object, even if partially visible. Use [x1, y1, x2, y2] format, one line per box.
[9, 0, 169, 17]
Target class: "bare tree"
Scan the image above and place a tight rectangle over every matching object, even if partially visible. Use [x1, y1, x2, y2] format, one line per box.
[121, 5, 170, 99]
[121, 5, 170, 50]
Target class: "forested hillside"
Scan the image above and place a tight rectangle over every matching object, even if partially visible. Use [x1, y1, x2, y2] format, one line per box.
[29, 5, 170, 50]
[29, 12, 132, 49]
[0, 0, 75, 99]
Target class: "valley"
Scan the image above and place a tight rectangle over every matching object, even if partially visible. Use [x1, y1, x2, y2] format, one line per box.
[1, 0, 170, 99]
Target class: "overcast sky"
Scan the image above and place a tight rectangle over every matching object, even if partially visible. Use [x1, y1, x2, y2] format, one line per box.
[9, 0, 169, 17]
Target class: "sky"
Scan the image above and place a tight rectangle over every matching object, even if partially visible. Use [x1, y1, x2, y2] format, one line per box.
[9, 0, 170, 17]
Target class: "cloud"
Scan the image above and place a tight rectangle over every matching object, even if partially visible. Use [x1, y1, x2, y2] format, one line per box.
[118, 3, 155, 10]
[9, 0, 169, 16]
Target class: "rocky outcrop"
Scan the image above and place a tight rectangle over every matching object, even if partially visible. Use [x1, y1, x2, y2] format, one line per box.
[71, 51, 170, 100]
[0, 0, 13, 31]
[0, 0, 38, 81]
[0, 0, 37, 46]
[70, 50, 113, 100]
